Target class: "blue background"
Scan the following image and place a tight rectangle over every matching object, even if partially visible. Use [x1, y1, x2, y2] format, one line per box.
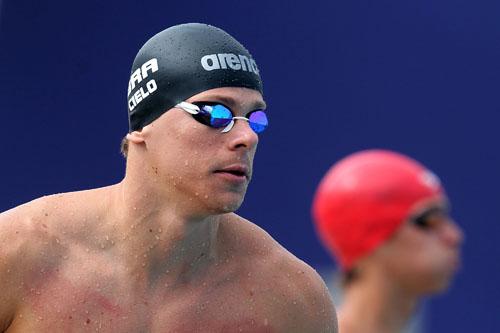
[0, 0, 498, 331]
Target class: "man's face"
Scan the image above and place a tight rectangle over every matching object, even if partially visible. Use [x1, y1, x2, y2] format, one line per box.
[376, 199, 464, 295]
[139, 87, 266, 215]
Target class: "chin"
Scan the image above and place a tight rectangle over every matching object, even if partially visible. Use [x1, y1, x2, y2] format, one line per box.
[205, 194, 245, 215]
[419, 274, 455, 295]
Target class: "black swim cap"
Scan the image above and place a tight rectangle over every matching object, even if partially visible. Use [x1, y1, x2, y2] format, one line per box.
[127, 23, 263, 132]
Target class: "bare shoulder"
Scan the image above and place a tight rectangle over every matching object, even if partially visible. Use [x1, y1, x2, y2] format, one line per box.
[0, 195, 61, 266]
[0, 188, 112, 330]
[0, 188, 110, 292]
[0, 195, 64, 330]
[0, 187, 112, 255]
[221, 215, 338, 333]
[0, 193, 77, 271]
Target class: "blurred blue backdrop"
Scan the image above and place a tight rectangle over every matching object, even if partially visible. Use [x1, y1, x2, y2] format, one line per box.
[0, 0, 498, 331]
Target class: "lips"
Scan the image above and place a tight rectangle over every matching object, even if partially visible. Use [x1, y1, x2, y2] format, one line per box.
[214, 164, 250, 180]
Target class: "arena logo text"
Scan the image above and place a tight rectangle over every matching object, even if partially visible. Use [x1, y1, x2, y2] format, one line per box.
[201, 53, 259, 75]
[128, 58, 159, 112]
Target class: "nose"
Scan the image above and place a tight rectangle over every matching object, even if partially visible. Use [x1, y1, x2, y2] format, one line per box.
[439, 219, 464, 248]
[226, 118, 259, 151]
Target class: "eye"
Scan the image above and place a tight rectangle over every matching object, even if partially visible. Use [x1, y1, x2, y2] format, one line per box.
[209, 104, 233, 127]
[410, 206, 448, 231]
[191, 104, 214, 126]
[413, 215, 432, 229]
[247, 110, 268, 133]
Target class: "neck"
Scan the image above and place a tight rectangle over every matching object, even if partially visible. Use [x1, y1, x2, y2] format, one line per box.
[106, 163, 224, 287]
[339, 269, 420, 333]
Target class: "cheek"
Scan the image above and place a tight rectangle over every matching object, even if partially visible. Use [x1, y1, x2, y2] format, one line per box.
[383, 235, 433, 272]
[148, 126, 213, 167]
[395, 240, 452, 287]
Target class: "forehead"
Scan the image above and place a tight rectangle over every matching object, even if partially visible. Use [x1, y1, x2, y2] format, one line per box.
[186, 87, 266, 111]
[409, 196, 450, 217]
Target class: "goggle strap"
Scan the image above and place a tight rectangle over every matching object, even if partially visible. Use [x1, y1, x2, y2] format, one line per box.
[221, 120, 235, 133]
[221, 117, 249, 133]
[176, 102, 200, 115]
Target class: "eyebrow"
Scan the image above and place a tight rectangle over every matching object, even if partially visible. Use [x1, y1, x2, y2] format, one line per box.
[202, 94, 267, 111]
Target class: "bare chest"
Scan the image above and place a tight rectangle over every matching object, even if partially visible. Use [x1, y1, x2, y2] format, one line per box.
[10, 268, 281, 332]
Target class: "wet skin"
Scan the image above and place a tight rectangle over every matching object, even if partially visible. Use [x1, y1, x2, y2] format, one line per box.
[0, 88, 337, 332]
[0, 192, 336, 332]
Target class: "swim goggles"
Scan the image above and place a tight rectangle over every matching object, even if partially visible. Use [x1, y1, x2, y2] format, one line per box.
[175, 101, 268, 133]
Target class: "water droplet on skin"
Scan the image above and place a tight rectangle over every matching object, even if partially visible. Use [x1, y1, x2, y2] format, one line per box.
[63, 255, 69, 260]
[105, 235, 109, 241]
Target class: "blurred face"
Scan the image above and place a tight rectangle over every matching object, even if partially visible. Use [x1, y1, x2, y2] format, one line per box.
[138, 87, 265, 216]
[375, 199, 464, 294]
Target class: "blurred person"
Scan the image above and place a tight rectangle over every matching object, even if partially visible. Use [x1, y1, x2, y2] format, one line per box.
[0, 23, 337, 332]
[312, 149, 463, 333]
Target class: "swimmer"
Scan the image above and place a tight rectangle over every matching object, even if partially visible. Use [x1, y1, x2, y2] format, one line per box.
[0, 23, 337, 332]
[312, 149, 463, 333]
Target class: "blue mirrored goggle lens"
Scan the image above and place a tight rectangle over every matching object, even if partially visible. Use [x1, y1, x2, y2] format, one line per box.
[208, 104, 233, 128]
[248, 110, 268, 133]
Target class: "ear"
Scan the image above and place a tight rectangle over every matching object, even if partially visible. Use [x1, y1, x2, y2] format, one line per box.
[126, 130, 146, 144]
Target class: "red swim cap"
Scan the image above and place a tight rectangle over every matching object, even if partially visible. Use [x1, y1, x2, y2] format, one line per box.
[312, 150, 444, 270]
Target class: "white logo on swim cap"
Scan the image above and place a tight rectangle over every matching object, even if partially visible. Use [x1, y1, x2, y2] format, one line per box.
[127, 58, 159, 112]
[201, 53, 259, 75]
[420, 170, 441, 189]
